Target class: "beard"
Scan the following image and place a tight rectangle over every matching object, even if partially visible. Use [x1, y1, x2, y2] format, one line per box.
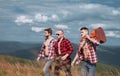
[45, 35, 49, 40]
[57, 38, 60, 42]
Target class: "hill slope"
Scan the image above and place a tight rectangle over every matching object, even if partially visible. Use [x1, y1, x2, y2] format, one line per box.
[0, 41, 120, 67]
[0, 55, 120, 76]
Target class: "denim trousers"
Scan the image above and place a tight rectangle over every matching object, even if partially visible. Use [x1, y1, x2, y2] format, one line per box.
[43, 59, 53, 76]
[81, 61, 96, 76]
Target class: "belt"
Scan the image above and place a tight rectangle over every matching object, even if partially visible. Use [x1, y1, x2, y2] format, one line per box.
[45, 55, 48, 57]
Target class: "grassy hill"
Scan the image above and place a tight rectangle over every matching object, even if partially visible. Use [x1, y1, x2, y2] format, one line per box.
[0, 55, 120, 76]
[0, 41, 120, 67]
[0, 55, 42, 76]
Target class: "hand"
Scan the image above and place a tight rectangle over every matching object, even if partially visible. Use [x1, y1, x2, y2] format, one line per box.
[86, 35, 90, 39]
[55, 56, 61, 60]
[61, 54, 68, 60]
[71, 61, 75, 67]
[36, 57, 40, 62]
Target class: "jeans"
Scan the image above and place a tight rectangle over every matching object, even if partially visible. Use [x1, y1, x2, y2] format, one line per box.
[43, 59, 53, 76]
[81, 61, 96, 76]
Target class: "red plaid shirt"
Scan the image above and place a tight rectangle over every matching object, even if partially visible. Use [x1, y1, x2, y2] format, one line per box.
[38, 37, 56, 60]
[54, 37, 73, 62]
[76, 38, 99, 64]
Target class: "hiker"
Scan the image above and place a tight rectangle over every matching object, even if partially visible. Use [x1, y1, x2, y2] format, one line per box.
[71, 27, 100, 76]
[36, 28, 56, 76]
[53, 29, 73, 76]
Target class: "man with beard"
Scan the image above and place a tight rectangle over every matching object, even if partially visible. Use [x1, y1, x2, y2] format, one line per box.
[37, 28, 56, 76]
[71, 27, 100, 76]
[54, 29, 73, 76]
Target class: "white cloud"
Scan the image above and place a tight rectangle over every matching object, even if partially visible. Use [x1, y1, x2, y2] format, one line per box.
[50, 14, 59, 21]
[35, 13, 49, 22]
[31, 27, 45, 32]
[105, 31, 120, 38]
[78, 3, 120, 18]
[15, 15, 33, 25]
[112, 10, 120, 16]
[15, 13, 60, 25]
[90, 23, 107, 29]
[34, 13, 60, 22]
[55, 24, 69, 29]
[79, 4, 100, 9]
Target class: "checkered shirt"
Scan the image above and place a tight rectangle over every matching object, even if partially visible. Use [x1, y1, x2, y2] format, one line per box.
[76, 38, 99, 64]
[38, 37, 56, 60]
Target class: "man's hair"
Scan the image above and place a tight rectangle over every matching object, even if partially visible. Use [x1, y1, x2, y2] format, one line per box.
[44, 28, 52, 35]
[80, 27, 89, 31]
[58, 29, 64, 34]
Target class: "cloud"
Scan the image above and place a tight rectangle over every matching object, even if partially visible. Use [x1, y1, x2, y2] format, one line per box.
[77, 3, 120, 19]
[55, 24, 69, 29]
[34, 13, 59, 22]
[79, 4, 101, 9]
[105, 31, 120, 38]
[15, 15, 33, 25]
[31, 27, 45, 32]
[35, 13, 49, 22]
[90, 23, 107, 29]
[50, 14, 59, 21]
[112, 10, 120, 16]
[15, 13, 60, 26]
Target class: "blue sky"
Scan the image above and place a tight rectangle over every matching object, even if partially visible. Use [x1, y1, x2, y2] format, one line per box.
[0, 0, 120, 46]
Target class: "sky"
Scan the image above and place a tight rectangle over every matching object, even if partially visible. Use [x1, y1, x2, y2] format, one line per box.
[0, 0, 120, 46]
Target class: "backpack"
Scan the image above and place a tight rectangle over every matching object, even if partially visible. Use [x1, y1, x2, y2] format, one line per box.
[91, 27, 107, 43]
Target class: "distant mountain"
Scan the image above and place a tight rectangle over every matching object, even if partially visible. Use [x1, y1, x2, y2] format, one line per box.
[96, 45, 120, 67]
[0, 41, 41, 59]
[0, 55, 120, 76]
[0, 41, 120, 67]
[0, 41, 41, 53]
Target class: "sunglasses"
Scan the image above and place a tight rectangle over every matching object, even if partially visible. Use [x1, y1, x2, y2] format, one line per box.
[56, 34, 60, 36]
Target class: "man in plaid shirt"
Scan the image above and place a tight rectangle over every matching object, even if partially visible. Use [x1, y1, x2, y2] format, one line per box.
[71, 27, 100, 76]
[36, 28, 56, 76]
[54, 29, 73, 76]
